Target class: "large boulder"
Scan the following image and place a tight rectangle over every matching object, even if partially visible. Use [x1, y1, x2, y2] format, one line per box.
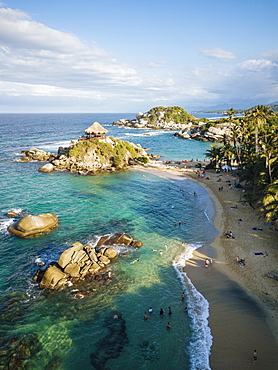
[104, 247, 118, 260]
[58, 243, 84, 269]
[40, 265, 68, 289]
[8, 213, 58, 238]
[38, 163, 54, 173]
[96, 233, 143, 248]
[102, 233, 134, 246]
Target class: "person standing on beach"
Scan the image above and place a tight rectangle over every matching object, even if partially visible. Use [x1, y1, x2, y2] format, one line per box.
[253, 349, 257, 363]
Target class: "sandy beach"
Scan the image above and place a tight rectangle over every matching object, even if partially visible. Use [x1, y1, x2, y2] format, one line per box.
[135, 161, 278, 369]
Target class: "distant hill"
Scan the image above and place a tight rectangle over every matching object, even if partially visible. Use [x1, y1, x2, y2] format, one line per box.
[192, 102, 278, 114]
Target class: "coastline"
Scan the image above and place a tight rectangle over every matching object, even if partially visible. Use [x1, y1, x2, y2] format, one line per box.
[133, 162, 278, 369]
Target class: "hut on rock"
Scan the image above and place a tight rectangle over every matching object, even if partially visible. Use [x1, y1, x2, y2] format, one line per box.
[84, 122, 108, 139]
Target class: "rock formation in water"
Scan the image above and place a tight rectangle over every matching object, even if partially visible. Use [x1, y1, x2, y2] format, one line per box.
[34, 232, 142, 289]
[113, 106, 196, 130]
[113, 106, 236, 142]
[8, 213, 58, 238]
[17, 136, 150, 175]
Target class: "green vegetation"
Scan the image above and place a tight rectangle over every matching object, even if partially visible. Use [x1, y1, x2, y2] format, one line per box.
[136, 156, 149, 164]
[69, 137, 141, 168]
[145, 106, 196, 125]
[69, 138, 99, 157]
[205, 105, 278, 223]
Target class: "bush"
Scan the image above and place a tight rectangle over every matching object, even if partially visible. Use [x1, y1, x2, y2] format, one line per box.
[137, 156, 149, 163]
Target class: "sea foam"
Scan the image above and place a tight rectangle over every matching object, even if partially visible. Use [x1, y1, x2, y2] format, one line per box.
[173, 243, 212, 370]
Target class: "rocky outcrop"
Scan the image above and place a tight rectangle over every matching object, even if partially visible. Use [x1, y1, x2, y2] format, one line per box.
[176, 121, 233, 142]
[17, 137, 150, 175]
[114, 106, 236, 143]
[113, 106, 196, 130]
[8, 213, 58, 238]
[34, 233, 142, 289]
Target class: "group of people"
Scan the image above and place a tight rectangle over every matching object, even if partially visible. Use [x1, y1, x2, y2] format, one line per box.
[143, 295, 189, 329]
[143, 306, 173, 329]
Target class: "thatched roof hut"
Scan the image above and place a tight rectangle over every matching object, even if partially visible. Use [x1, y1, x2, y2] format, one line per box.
[84, 122, 108, 138]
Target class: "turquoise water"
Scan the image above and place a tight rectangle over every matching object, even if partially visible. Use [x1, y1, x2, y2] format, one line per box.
[0, 114, 218, 369]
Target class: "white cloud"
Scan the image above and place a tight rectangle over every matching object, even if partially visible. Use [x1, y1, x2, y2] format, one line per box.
[200, 47, 236, 60]
[0, 6, 277, 112]
[0, 8, 87, 53]
[239, 59, 276, 70]
[0, 7, 144, 92]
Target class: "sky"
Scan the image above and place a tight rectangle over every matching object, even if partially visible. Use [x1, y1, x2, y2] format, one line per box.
[0, 0, 278, 113]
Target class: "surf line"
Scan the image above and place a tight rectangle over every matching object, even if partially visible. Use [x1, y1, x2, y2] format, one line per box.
[203, 209, 210, 222]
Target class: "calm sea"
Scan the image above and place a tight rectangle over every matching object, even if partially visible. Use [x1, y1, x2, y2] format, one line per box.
[0, 113, 218, 370]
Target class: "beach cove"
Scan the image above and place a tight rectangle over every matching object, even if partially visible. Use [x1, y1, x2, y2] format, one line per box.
[0, 113, 277, 369]
[137, 162, 278, 369]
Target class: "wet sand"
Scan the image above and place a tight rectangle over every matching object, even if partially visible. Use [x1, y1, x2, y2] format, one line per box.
[134, 162, 278, 369]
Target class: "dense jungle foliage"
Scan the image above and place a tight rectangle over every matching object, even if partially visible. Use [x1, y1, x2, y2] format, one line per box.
[205, 105, 278, 223]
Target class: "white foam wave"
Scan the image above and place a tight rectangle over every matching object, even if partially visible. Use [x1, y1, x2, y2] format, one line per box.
[0, 218, 14, 233]
[203, 210, 210, 222]
[124, 130, 167, 137]
[1, 207, 23, 214]
[25, 280, 41, 300]
[173, 243, 212, 370]
[37, 140, 73, 152]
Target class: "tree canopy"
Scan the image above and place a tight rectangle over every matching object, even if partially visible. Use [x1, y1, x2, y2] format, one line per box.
[205, 105, 278, 223]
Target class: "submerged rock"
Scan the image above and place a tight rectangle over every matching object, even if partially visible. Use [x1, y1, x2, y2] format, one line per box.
[0, 333, 42, 369]
[90, 313, 128, 369]
[8, 213, 58, 238]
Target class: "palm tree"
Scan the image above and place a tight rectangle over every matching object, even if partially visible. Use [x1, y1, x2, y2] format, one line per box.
[224, 108, 236, 121]
[260, 121, 278, 184]
[205, 144, 223, 168]
[260, 179, 278, 222]
[245, 105, 275, 156]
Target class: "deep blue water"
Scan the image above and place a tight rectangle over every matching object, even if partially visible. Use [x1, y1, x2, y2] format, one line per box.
[0, 113, 218, 369]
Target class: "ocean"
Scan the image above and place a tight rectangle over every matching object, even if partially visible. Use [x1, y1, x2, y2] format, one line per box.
[0, 113, 219, 370]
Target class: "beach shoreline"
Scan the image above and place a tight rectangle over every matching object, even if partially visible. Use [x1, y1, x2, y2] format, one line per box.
[133, 162, 278, 369]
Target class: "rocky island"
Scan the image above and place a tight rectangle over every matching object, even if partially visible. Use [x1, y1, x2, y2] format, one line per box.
[113, 106, 236, 142]
[17, 122, 151, 174]
[33, 232, 142, 289]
